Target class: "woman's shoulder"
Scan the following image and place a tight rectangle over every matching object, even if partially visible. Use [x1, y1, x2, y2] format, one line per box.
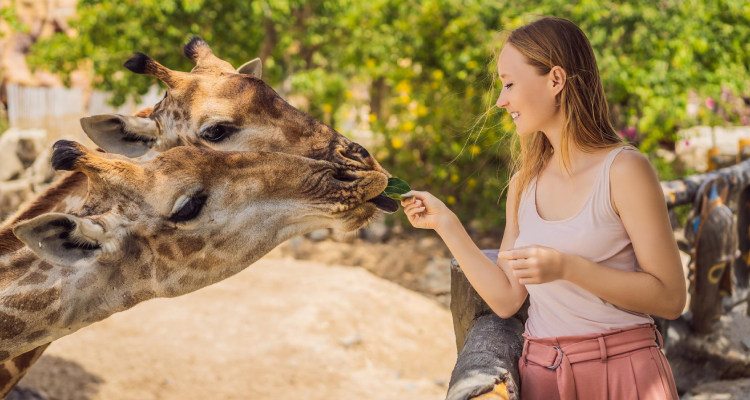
[609, 146, 662, 215]
[610, 146, 651, 179]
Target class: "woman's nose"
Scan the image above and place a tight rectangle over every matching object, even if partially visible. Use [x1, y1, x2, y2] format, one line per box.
[496, 94, 508, 109]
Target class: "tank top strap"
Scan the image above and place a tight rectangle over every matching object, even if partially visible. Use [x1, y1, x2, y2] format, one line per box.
[594, 145, 636, 214]
[599, 146, 635, 186]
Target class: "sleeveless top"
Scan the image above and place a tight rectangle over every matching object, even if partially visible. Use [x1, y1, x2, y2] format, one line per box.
[514, 146, 654, 338]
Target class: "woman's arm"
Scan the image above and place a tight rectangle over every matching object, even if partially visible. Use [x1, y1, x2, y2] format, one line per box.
[563, 150, 687, 319]
[434, 176, 528, 319]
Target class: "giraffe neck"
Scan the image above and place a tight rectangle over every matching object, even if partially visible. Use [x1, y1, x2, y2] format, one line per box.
[0, 243, 153, 362]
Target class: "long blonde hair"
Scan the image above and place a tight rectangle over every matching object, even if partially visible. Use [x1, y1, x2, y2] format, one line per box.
[497, 16, 633, 227]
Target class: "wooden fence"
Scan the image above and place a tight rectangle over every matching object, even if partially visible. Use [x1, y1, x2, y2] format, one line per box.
[5, 83, 163, 143]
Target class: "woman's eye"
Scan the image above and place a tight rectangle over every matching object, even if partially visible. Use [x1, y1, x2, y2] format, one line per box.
[202, 125, 232, 142]
[170, 195, 207, 222]
[504, 83, 513, 89]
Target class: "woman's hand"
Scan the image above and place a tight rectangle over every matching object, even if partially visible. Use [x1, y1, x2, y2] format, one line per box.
[401, 190, 455, 231]
[497, 245, 570, 285]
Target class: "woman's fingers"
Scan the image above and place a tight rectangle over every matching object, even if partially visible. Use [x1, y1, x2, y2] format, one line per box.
[512, 268, 534, 278]
[405, 205, 425, 218]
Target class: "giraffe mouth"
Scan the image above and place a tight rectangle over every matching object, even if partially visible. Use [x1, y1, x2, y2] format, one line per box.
[366, 194, 399, 214]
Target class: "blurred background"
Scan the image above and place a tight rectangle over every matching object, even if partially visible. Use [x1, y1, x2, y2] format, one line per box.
[1, 0, 749, 399]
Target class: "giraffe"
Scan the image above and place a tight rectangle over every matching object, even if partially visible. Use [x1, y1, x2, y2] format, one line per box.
[0, 140, 388, 389]
[4, 36, 391, 228]
[0, 37, 397, 397]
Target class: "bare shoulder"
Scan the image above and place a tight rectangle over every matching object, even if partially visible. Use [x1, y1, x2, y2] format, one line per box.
[609, 147, 661, 215]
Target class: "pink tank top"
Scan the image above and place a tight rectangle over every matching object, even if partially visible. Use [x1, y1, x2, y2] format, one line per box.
[514, 146, 653, 338]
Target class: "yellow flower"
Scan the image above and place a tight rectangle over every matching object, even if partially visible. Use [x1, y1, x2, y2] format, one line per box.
[470, 145, 481, 155]
[391, 138, 404, 149]
[323, 104, 333, 113]
[369, 113, 377, 123]
[450, 174, 459, 183]
[345, 90, 353, 99]
[468, 178, 477, 188]
[396, 80, 412, 94]
[466, 60, 478, 69]
[417, 105, 428, 116]
[401, 120, 415, 132]
[366, 59, 376, 69]
[376, 149, 389, 161]
[447, 196, 456, 205]
[432, 70, 444, 81]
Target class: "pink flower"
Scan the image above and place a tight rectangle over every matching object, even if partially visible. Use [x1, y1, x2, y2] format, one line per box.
[706, 97, 715, 110]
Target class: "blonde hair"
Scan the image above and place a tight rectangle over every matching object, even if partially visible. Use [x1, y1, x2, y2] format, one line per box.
[496, 16, 633, 228]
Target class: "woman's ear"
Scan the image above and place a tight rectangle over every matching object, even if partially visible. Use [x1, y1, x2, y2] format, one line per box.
[549, 66, 566, 97]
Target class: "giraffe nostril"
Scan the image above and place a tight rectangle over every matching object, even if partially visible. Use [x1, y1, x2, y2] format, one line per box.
[333, 171, 358, 183]
[338, 143, 371, 166]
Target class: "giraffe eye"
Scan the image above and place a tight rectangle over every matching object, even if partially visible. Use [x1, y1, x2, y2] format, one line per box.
[170, 195, 208, 222]
[202, 125, 235, 142]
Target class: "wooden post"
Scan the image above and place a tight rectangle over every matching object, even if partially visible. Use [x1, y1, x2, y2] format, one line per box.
[708, 147, 721, 172]
[684, 177, 739, 332]
[447, 250, 527, 400]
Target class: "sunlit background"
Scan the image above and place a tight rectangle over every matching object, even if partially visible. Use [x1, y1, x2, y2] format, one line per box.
[1, 1, 750, 399]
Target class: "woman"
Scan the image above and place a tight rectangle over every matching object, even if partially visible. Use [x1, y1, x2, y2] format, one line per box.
[401, 16, 685, 399]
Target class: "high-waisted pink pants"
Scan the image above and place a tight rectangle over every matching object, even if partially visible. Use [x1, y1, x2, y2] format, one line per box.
[518, 324, 679, 400]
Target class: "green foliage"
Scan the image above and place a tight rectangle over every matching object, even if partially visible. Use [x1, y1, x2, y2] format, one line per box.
[0, 2, 27, 36]
[382, 178, 412, 201]
[25, 0, 750, 232]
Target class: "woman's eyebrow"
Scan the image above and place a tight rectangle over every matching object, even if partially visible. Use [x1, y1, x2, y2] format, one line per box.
[499, 73, 511, 78]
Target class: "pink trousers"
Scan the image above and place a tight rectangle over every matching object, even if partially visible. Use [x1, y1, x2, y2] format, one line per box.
[518, 324, 679, 400]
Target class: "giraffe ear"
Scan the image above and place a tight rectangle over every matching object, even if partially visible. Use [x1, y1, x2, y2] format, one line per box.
[13, 213, 107, 268]
[81, 114, 158, 158]
[237, 58, 262, 79]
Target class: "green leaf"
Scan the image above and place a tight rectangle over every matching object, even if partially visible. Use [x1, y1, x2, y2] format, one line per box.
[382, 177, 412, 200]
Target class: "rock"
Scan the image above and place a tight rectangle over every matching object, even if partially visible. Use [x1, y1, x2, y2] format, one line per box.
[0, 128, 25, 181]
[330, 230, 357, 243]
[306, 228, 330, 242]
[0, 179, 32, 221]
[24, 148, 54, 189]
[682, 378, 750, 399]
[6, 387, 48, 400]
[418, 237, 437, 248]
[415, 256, 452, 295]
[360, 218, 390, 243]
[339, 332, 363, 348]
[742, 337, 750, 352]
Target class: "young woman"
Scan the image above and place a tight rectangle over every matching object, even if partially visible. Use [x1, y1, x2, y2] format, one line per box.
[401, 16, 685, 399]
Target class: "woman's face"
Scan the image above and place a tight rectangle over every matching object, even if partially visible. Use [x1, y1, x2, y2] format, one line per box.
[495, 44, 559, 137]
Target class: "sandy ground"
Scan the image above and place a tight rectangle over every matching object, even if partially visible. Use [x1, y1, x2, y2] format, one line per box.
[17, 253, 457, 400]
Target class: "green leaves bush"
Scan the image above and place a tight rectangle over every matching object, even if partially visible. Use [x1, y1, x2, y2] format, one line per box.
[26, 0, 750, 232]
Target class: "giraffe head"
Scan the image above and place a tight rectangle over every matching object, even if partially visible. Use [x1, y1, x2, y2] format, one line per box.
[12, 140, 387, 294]
[80, 37, 388, 182]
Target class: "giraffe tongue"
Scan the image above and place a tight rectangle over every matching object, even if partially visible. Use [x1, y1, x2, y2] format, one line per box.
[367, 194, 399, 214]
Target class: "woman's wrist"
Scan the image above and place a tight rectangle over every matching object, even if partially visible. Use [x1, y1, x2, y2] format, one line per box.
[562, 253, 584, 282]
[435, 211, 460, 236]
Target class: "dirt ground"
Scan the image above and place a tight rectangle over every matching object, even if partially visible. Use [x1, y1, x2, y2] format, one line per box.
[18, 253, 458, 400]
